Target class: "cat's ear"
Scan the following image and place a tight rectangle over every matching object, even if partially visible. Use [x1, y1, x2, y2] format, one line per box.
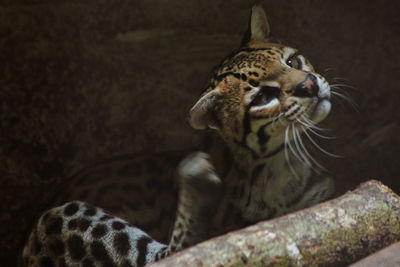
[242, 5, 271, 44]
[189, 88, 222, 130]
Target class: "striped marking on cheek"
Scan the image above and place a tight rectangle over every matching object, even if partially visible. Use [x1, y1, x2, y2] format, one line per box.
[244, 87, 260, 105]
[260, 81, 280, 88]
[244, 80, 281, 106]
[250, 98, 279, 113]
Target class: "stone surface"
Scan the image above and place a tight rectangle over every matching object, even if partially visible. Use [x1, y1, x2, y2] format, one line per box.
[0, 0, 399, 265]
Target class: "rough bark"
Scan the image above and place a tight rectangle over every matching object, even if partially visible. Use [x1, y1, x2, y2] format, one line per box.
[349, 241, 400, 267]
[149, 180, 400, 267]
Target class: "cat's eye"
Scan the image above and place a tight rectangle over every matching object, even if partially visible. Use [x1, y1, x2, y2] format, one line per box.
[251, 86, 280, 107]
[252, 92, 269, 106]
[286, 54, 302, 69]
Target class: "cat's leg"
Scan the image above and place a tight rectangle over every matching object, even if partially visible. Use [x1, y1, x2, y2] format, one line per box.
[21, 201, 167, 267]
[163, 152, 222, 256]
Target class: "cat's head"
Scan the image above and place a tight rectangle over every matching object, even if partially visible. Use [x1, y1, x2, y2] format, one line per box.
[190, 5, 331, 156]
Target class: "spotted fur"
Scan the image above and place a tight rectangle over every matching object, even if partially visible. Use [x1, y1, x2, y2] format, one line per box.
[23, 201, 166, 267]
[22, 5, 335, 267]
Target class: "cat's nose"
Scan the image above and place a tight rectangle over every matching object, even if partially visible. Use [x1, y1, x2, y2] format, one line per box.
[294, 74, 319, 97]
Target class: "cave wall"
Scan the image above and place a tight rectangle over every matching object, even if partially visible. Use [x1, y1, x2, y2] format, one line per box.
[0, 0, 399, 264]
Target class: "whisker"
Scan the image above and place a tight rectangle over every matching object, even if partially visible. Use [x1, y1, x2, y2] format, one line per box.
[291, 124, 312, 168]
[331, 86, 358, 105]
[331, 79, 359, 92]
[330, 83, 356, 90]
[296, 118, 336, 139]
[294, 126, 327, 171]
[271, 114, 283, 131]
[285, 127, 300, 180]
[301, 115, 330, 131]
[323, 68, 335, 76]
[287, 125, 309, 167]
[331, 91, 359, 112]
[302, 126, 343, 158]
[332, 76, 351, 82]
[296, 117, 319, 131]
[332, 77, 352, 82]
[331, 86, 354, 99]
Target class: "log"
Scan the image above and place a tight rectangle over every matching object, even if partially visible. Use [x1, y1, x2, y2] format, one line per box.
[349, 241, 400, 267]
[148, 180, 400, 266]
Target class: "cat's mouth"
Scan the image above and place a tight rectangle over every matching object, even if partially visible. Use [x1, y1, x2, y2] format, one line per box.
[283, 96, 331, 124]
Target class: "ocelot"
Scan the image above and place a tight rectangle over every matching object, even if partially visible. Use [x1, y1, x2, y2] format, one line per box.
[21, 5, 334, 267]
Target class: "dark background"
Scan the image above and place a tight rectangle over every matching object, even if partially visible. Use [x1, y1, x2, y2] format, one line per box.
[1, 0, 399, 265]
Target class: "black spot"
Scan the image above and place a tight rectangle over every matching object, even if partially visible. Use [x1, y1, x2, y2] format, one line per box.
[48, 238, 65, 256]
[241, 73, 247, 81]
[244, 86, 252, 91]
[83, 258, 95, 267]
[100, 215, 113, 221]
[214, 72, 235, 82]
[91, 224, 107, 239]
[249, 79, 259, 87]
[39, 257, 54, 267]
[136, 236, 152, 266]
[112, 221, 125, 230]
[67, 234, 85, 261]
[45, 216, 63, 235]
[252, 72, 259, 77]
[90, 241, 110, 261]
[121, 260, 133, 267]
[84, 206, 97, 216]
[78, 218, 92, 232]
[233, 73, 241, 79]
[113, 232, 130, 256]
[68, 219, 78, 230]
[64, 202, 79, 216]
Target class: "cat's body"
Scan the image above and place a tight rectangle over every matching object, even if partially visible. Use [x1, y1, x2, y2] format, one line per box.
[22, 5, 335, 267]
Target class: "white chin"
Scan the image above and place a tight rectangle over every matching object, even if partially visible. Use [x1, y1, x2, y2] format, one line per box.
[310, 99, 331, 123]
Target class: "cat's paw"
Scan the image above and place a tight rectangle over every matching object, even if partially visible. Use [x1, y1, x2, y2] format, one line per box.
[178, 152, 222, 196]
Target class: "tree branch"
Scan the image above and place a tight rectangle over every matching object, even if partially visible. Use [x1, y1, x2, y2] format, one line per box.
[149, 180, 400, 266]
[350, 240, 400, 267]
